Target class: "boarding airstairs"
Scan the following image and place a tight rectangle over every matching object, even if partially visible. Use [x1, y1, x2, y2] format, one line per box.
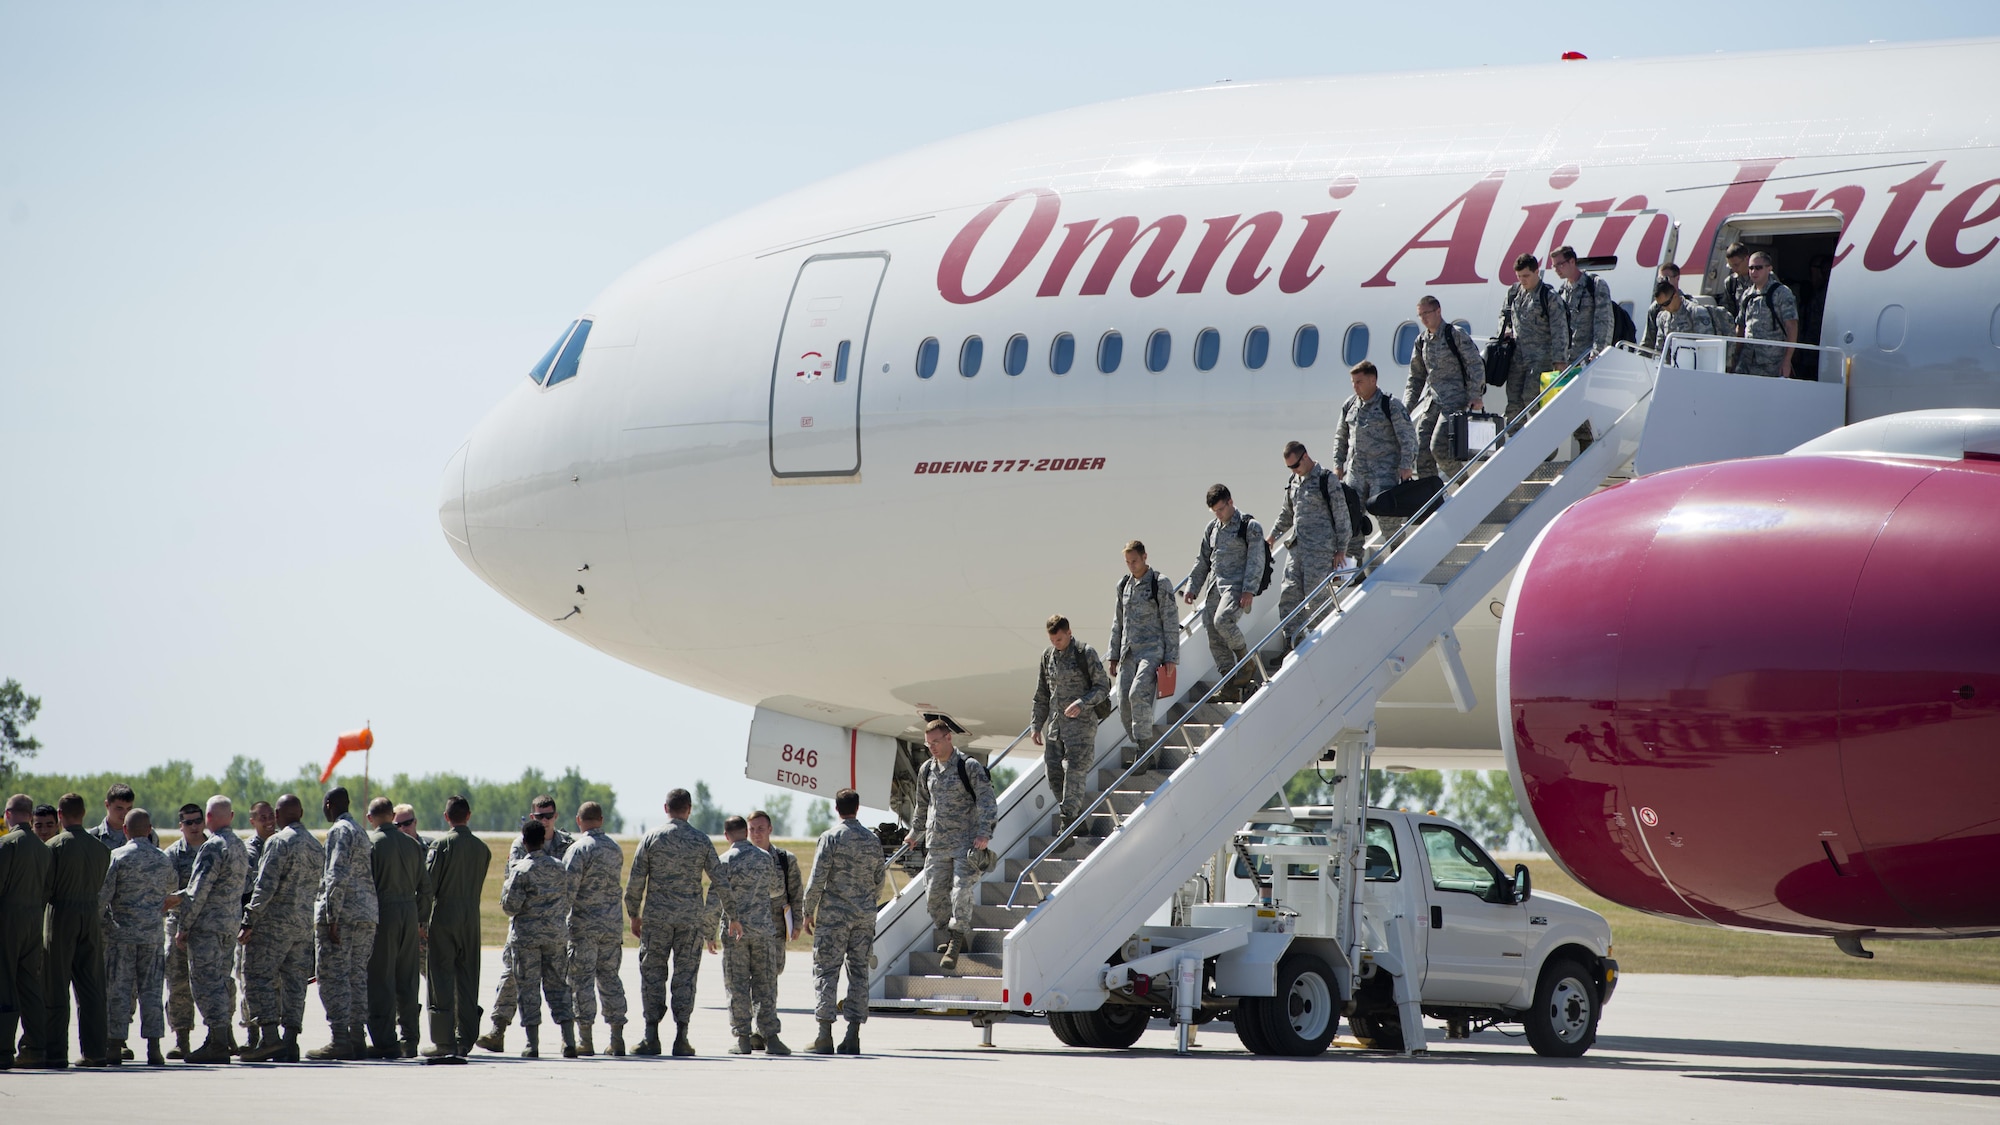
[868, 345, 1661, 1040]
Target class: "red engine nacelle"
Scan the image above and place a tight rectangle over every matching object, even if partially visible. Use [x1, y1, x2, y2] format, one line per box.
[1502, 451, 2000, 939]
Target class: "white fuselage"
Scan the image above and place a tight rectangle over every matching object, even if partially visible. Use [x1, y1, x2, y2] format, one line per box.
[441, 41, 2000, 752]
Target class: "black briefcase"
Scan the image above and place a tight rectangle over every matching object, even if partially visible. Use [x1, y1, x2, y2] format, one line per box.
[1365, 474, 1445, 518]
[1482, 336, 1515, 387]
[1449, 411, 1504, 461]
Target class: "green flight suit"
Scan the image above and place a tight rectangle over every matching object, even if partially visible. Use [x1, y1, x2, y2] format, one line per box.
[423, 824, 490, 1052]
[45, 826, 111, 1063]
[0, 826, 53, 1063]
[367, 823, 431, 1052]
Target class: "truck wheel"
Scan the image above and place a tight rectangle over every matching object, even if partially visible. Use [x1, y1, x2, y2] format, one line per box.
[1070, 1004, 1150, 1049]
[1258, 952, 1339, 1057]
[1046, 1011, 1088, 1048]
[1524, 957, 1599, 1058]
[1348, 1010, 1401, 1050]
[1233, 998, 1273, 1054]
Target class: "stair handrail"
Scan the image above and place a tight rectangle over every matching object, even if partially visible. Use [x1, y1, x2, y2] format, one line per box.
[882, 723, 1034, 878]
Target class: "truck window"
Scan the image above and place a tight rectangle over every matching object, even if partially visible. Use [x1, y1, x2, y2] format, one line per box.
[1364, 820, 1401, 881]
[1232, 823, 1321, 879]
[1419, 823, 1509, 903]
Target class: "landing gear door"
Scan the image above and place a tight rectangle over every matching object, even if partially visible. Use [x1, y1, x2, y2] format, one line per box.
[769, 253, 888, 479]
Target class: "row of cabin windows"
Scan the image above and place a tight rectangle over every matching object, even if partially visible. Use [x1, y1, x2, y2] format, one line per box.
[913, 320, 1475, 379]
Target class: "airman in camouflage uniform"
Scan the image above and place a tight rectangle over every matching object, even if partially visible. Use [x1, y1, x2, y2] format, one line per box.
[910, 721, 996, 971]
[89, 783, 137, 852]
[803, 789, 878, 1055]
[1334, 361, 1419, 560]
[1033, 614, 1111, 833]
[1184, 484, 1267, 700]
[1270, 441, 1352, 650]
[99, 810, 175, 1065]
[1107, 541, 1179, 755]
[239, 795, 323, 1063]
[1497, 255, 1571, 421]
[308, 788, 377, 1061]
[1404, 296, 1487, 481]
[235, 800, 275, 1047]
[715, 818, 788, 1055]
[1552, 246, 1615, 364]
[479, 795, 573, 1053]
[173, 797, 248, 1063]
[160, 804, 205, 1059]
[421, 797, 489, 1061]
[748, 811, 802, 973]
[365, 797, 429, 1058]
[563, 802, 625, 1056]
[499, 820, 575, 1058]
[624, 789, 717, 1057]
[44, 794, 112, 1068]
[1736, 252, 1800, 378]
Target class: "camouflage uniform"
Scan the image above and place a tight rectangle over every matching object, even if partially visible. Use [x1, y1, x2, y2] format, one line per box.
[714, 839, 780, 1041]
[1271, 460, 1353, 648]
[315, 813, 377, 1039]
[492, 827, 572, 1025]
[1405, 321, 1486, 480]
[1736, 281, 1799, 378]
[624, 818, 716, 1028]
[499, 850, 574, 1028]
[1333, 391, 1418, 558]
[1559, 271, 1616, 364]
[365, 822, 429, 1052]
[1033, 638, 1111, 828]
[562, 828, 626, 1029]
[1498, 281, 1569, 421]
[912, 750, 997, 945]
[1187, 506, 1267, 680]
[44, 825, 111, 1064]
[89, 820, 130, 850]
[242, 821, 322, 1033]
[235, 830, 268, 1033]
[161, 833, 202, 1038]
[100, 838, 173, 1044]
[765, 843, 803, 972]
[0, 824, 52, 1061]
[423, 825, 490, 1051]
[803, 817, 880, 1024]
[1108, 565, 1179, 751]
[173, 825, 248, 1036]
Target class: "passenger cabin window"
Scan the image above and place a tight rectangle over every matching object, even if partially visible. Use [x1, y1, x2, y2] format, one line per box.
[916, 337, 940, 379]
[1418, 823, 1509, 904]
[1050, 333, 1075, 375]
[1342, 323, 1369, 367]
[1364, 820, 1401, 881]
[527, 320, 581, 385]
[544, 319, 593, 387]
[1293, 324, 1320, 368]
[1393, 321, 1421, 366]
[1243, 326, 1270, 370]
[1194, 328, 1221, 371]
[1098, 330, 1123, 374]
[959, 335, 983, 378]
[1146, 329, 1171, 373]
[1004, 334, 1029, 376]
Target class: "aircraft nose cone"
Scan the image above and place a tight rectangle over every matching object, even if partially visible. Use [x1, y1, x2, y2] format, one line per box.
[439, 440, 473, 568]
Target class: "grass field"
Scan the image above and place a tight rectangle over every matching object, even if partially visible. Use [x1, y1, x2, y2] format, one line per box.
[465, 835, 2000, 982]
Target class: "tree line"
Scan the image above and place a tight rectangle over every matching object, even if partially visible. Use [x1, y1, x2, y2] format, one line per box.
[1285, 767, 1528, 852]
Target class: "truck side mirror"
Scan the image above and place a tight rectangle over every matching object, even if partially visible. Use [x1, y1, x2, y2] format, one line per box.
[1513, 863, 1532, 904]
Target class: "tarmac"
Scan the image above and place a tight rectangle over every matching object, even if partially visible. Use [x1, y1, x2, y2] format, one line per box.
[4, 949, 1996, 1121]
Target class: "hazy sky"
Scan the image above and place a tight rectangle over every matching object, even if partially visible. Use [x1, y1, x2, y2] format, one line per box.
[4, 3, 1993, 827]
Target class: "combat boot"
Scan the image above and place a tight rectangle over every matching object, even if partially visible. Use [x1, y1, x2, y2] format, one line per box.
[307, 1025, 357, 1061]
[576, 1023, 595, 1056]
[728, 1035, 754, 1055]
[146, 1038, 166, 1066]
[104, 1040, 126, 1067]
[420, 1014, 465, 1064]
[671, 1022, 695, 1057]
[475, 1016, 509, 1053]
[810, 1020, 835, 1054]
[838, 1021, 862, 1055]
[560, 1021, 577, 1058]
[748, 1033, 765, 1050]
[121, 1043, 134, 1060]
[13, 1046, 47, 1068]
[520, 1025, 540, 1059]
[939, 932, 965, 972]
[75, 1053, 114, 1068]
[633, 1020, 661, 1056]
[608, 1024, 626, 1057]
[764, 1033, 791, 1056]
[167, 1028, 191, 1059]
[187, 1027, 232, 1064]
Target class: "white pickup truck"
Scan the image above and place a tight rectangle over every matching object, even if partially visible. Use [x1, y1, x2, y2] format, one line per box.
[1079, 806, 1617, 1058]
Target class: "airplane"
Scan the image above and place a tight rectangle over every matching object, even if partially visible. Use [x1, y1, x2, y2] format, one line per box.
[439, 39, 2000, 943]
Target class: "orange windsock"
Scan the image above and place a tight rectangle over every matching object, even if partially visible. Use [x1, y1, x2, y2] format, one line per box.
[321, 725, 374, 784]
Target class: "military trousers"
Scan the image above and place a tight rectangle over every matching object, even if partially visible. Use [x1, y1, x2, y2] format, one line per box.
[1411, 395, 1469, 483]
[567, 931, 626, 1026]
[922, 844, 977, 942]
[722, 929, 780, 1038]
[183, 926, 238, 1030]
[637, 919, 704, 1027]
[163, 925, 195, 1033]
[44, 907, 104, 1062]
[425, 915, 482, 1048]
[1117, 650, 1165, 752]
[367, 902, 422, 1047]
[1199, 587, 1249, 677]
[1737, 340, 1786, 377]
[812, 918, 872, 1024]
[316, 920, 375, 1032]
[1043, 717, 1099, 826]
[0, 915, 47, 1057]
[1506, 350, 1552, 425]
[1278, 550, 1337, 648]
[1347, 474, 1405, 562]
[105, 939, 163, 1043]
[510, 933, 572, 1028]
[243, 926, 313, 1029]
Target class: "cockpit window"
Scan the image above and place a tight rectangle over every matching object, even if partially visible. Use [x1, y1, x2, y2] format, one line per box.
[544, 319, 594, 387]
[528, 320, 580, 385]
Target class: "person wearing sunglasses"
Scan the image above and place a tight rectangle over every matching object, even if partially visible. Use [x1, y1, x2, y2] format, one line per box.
[1735, 251, 1801, 379]
[477, 796, 572, 1054]
[159, 804, 208, 1059]
[170, 796, 250, 1064]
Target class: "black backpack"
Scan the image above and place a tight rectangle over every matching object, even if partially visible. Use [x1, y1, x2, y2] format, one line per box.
[1210, 515, 1275, 595]
[1584, 272, 1637, 347]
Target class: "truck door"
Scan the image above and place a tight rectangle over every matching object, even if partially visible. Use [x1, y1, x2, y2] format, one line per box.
[1417, 823, 1528, 1005]
[769, 252, 888, 478]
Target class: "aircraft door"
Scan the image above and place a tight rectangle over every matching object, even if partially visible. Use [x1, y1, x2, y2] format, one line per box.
[1700, 212, 1843, 380]
[769, 252, 887, 478]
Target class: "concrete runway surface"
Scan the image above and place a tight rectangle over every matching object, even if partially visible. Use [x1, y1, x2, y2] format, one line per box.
[5, 950, 1995, 1121]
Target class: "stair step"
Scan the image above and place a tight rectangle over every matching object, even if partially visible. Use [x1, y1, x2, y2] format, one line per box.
[981, 880, 1048, 906]
[908, 950, 1004, 977]
[1004, 855, 1083, 881]
[970, 903, 1032, 928]
[1457, 521, 1507, 548]
[1028, 833, 1104, 857]
[1423, 560, 1471, 586]
[884, 974, 1006, 1003]
[1096, 767, 1172, 790]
